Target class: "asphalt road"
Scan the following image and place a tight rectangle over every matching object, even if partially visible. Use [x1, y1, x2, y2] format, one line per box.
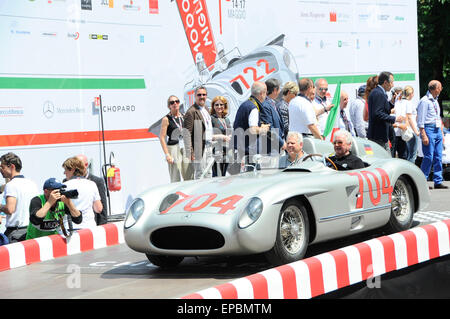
[0, 181, 448, 300]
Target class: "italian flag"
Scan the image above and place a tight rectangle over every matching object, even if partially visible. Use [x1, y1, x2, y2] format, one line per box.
[322, 82, 342, 142]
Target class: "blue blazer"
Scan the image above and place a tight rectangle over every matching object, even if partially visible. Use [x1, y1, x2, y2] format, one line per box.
[367, 86, 396, 143]
[260, 97, 285, 152]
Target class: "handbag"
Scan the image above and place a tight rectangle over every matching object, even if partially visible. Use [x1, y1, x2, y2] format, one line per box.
[401, 126, 413, 142]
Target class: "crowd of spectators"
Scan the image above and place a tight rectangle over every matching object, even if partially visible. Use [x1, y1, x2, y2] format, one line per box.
[158, 72, 448, 187]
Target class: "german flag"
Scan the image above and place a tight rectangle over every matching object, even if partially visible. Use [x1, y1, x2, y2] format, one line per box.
[364, 144, 374, 155]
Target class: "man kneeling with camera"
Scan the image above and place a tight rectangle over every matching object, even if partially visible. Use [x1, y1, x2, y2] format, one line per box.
[26, 178, 82, 240]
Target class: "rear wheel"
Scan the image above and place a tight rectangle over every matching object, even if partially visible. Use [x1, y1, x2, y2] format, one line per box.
[265, 200, 309, 266]
[385, 176, 414, 233]
[146, 254, 184, 268]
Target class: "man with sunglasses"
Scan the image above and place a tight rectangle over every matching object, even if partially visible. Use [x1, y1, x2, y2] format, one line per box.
[183, 86, 214, 179]
[313, 78, 333, 135]
[327, 130, 365, 170]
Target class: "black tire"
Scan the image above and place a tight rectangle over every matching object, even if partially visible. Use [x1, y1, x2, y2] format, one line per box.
[384, 176, 414, 233]
[145, 254, 184, 268]
[265, 199, 309, 266]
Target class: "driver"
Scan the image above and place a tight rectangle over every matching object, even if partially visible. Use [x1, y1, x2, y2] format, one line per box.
[328, 130, 365, 170]
[279, 131, 309, 168]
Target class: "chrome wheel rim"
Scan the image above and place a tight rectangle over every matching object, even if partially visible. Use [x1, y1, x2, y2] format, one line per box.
[391, 179, 412, 223]
[280, 206, 306, 254]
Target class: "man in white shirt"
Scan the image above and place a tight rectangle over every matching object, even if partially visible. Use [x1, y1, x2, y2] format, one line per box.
[312, 78, 333, 134]
[289, 78, 323, 140]
[0, 152, 39, 242]
[348, 85, 367, 138]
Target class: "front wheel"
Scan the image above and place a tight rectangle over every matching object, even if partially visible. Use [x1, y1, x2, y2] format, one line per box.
[146, 254, 184, 268]
[384, 176, 414, 233]
[265, 200, 309, 266]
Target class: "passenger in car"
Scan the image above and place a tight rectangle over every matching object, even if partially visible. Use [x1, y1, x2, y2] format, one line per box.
[279, 131, 309, 168]
[328, 130, 365, 170]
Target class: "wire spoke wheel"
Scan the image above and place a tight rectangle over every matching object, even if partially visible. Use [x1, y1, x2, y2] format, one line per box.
[384, 176, 414, 233]
[265, 200, 309, 266]
[280, 206, 306, 254]
[391, 178, 412, 223]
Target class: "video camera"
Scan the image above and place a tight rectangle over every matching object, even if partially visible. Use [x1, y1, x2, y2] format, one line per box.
[58, 187, 79, 199]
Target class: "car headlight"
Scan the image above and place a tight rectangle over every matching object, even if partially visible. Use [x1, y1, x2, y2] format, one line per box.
[159, 193, 180, 213]
[238, 197, 263, 229]
[124, 198, 145, 228]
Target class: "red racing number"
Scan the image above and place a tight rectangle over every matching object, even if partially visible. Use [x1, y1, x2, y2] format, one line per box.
[161, 192, 243, 215]
[230, 58, 277, 89]
[347, 168, 393, 208]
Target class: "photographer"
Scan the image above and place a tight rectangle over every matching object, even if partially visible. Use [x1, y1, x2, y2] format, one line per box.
[26, 178, 82, 240]
[62, 156, 103, 229]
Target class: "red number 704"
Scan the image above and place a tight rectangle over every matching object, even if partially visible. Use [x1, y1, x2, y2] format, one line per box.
[347, 168, 393, 209]
[160, 192, 244, 215]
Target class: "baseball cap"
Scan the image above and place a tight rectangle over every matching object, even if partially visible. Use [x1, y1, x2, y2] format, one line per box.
[358, 85, 366, 95]
[43, 178, 66, 190]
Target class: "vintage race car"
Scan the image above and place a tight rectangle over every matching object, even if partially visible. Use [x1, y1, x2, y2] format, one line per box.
[124, 137, 430, 267]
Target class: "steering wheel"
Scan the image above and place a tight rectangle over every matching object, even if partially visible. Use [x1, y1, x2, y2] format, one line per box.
[302, 153, 338, 171]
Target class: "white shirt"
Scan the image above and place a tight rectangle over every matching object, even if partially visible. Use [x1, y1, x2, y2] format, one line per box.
[348, 97, 367, 138]
[312, 96, 330, 134]
[199, 106, 213, 142]
[64, 177, 101, 229]
[394, 99, 409, 136]
[288, 95, 317, 134]
[3, 176, 39, 228]
[405, 99, 418, 133]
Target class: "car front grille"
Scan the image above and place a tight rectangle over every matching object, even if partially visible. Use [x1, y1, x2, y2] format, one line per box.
[150, 226, 225, 250]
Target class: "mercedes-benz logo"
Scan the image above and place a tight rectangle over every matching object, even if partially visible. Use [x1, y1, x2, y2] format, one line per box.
[43, 100, 55, 119]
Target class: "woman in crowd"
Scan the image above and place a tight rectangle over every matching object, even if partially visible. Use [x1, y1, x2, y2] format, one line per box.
[159, 95, 192, 182]
[62, 156, 102, 229]
[392, 87, 409, 159]
[210, 96, 232, 177]
[403, 86, 420, 163]
[276, 81, 300, 139]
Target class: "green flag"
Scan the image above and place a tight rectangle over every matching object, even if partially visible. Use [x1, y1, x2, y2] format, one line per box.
[323, 82, 342, 140]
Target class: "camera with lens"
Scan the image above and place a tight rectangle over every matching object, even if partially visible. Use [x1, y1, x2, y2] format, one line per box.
[58, 187, 79, 199]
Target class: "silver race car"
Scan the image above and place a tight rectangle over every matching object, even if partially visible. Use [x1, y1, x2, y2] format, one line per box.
[124, 137, 430, 267]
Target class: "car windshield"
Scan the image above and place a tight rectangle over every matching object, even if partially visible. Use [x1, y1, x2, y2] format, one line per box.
[240, 154, 324, 172]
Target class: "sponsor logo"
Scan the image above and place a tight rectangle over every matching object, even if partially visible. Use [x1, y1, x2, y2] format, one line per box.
[81, 0, 92, 10]
[149, 0, 159, 14]
[89, 34, 109, 40]
[123, 0, 141, 11]
[42, 32, 57, 37]
[330, 12, 337, 22]
[102, 104, 136, 112]
[101, 0, 114, 8]
[43, 101, 86, 119]
[68, 32, 80, 40]
[0, 106, 24, 117]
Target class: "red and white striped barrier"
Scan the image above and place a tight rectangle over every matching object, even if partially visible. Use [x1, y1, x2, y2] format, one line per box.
[183, 219, 450, 299]
[0, 222, 124, 272]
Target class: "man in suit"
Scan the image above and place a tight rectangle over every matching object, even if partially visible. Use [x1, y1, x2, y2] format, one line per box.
[367, 71, 405, 152]
[260, 78, 287, 155]
[76, 154, 108, 225]
[183, 86, 213, 179]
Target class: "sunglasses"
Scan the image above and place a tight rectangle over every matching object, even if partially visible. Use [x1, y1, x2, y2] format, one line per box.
[318, 88, 328, 92]
[197, 93, 207, 97]
[214, 103, 225, 107]
[169, 100, 180, 105]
